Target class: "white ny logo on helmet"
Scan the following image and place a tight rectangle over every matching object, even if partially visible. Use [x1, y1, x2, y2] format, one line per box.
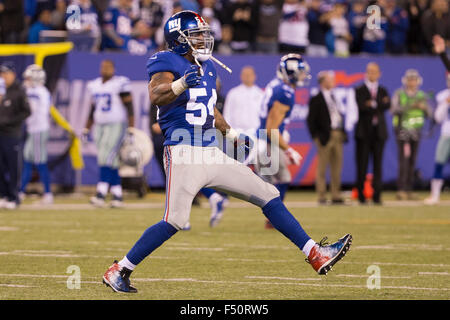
[168, 18, 181, 32]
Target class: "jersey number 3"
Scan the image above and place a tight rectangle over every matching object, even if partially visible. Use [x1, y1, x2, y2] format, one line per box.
[186, 88, 217, 126]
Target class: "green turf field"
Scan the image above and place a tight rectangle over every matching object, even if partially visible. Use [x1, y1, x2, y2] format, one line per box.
[0, 191, 449, 300]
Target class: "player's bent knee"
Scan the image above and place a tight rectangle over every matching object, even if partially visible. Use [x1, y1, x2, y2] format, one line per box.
[166, 215, 190, 231]
[266, 183, 281, 201]
[250, 183, 280, 208]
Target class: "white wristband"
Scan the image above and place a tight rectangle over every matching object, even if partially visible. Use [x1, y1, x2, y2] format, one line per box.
[171, 77, 188, 96]
[225, 128, 238, 141]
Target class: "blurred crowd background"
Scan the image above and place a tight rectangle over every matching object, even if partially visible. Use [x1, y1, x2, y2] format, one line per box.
[1, 0, 449, 56]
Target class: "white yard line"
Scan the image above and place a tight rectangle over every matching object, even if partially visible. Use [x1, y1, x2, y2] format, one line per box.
[418, 272, 450, 276]
[245, 276, 321, 281]
[0, 284, 35, 288]
[353, 244, 445, 251]
[129, 277, 450, 292]
[336, 274, 412, 279]
[0, 273, 68, 279]
[0, 273, 448, 292]
[340, 261, 450, 268]
[0, 226, 18, 231]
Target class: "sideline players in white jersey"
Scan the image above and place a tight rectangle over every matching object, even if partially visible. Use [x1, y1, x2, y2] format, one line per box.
[425, 73, 450, 205]
[102, 11, 352, 293]
[84, 59, 134, 208]
[19, 65, 53, 204]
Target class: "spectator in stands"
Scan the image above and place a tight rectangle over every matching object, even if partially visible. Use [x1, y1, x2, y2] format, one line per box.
[172, 1, 183, 14]
[179, 0, 200, 12]
[217, 24, 233, 55]
[254, 0, 282, 54]
[224, 0, 256, 53]
[131, 0, 163, 54]
[347, 0, 366, 54]
[102, 0, 134, 51]
[0, 0, 25, 43]
[127, 20, 157, 54]
[433, 34, 450, 71]
[28, 9, 53, 43]
[307, 71, 347, 205]
[328, 1, 352, 57]
[138, 0, 164, 30]
[279, 0, 309, 54]
[306, 0, 330, 56]
[51, 0, 67, 30]
[201, 0, 223, 51]
[361, 4, 388, 54]
[66, 0, 101, 52]
[24, 0, 37, 28]
[381, 0, 409, 54]
[406, 0, 430, 54]
[391, 69, 432, 200]
[223, 66, 263, 135]
[202, 0, 226, 22]
[421, 0, 450, 53]
[26, 0, 56, 22]
[354, 62, 390, 205]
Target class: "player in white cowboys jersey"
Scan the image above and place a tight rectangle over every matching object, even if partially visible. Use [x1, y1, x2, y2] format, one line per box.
[84, 59, 134, 208]
[102, 11, 352, 293]
[19, 65, 53, 204]
[425, 73, 450, 205]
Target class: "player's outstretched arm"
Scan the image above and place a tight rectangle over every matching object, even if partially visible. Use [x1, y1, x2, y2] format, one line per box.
[214, 107, 230, 136]
[148, 72, 178, 106]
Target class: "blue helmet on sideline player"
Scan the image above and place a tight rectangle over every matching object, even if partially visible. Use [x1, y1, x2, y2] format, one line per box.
[276, 54, 311, 87]
[164, 10, 214, 62]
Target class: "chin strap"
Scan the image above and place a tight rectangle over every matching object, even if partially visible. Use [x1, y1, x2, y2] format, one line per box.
[210, 55, 232, 74]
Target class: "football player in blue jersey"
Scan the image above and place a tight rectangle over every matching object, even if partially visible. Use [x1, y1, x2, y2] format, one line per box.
[102, 10, 352, 293]
[255, 54, 309, 228]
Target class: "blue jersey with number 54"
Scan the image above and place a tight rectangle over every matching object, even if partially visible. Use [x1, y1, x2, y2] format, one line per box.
[147, 51, 218, 147]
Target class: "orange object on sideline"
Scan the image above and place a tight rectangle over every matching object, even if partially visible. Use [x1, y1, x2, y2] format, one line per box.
[351, 174, 374, 199]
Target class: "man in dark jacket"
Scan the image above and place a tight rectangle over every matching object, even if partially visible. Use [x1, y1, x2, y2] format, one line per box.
[307, 71, 347, 204]
[354, 62, 390, 204]
[0, 0, 25, 43]
[421, 0, 450, 53]
[0, 62, 31, 209]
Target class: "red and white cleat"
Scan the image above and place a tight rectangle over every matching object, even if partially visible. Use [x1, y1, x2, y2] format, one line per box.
[307, 234, 353, 275]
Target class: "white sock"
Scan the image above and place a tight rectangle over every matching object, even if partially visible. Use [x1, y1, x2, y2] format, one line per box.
[431, 179, 444, 201]
[302, 239, 316, 257]
[118, 256, 136, 271]
[97, 182, 109, 196]
[110, 185, 123, 198]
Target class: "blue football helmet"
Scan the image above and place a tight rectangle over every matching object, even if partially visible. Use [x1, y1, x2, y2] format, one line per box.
[164, 10, 214, 62]
[276, 54, 311, 87]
